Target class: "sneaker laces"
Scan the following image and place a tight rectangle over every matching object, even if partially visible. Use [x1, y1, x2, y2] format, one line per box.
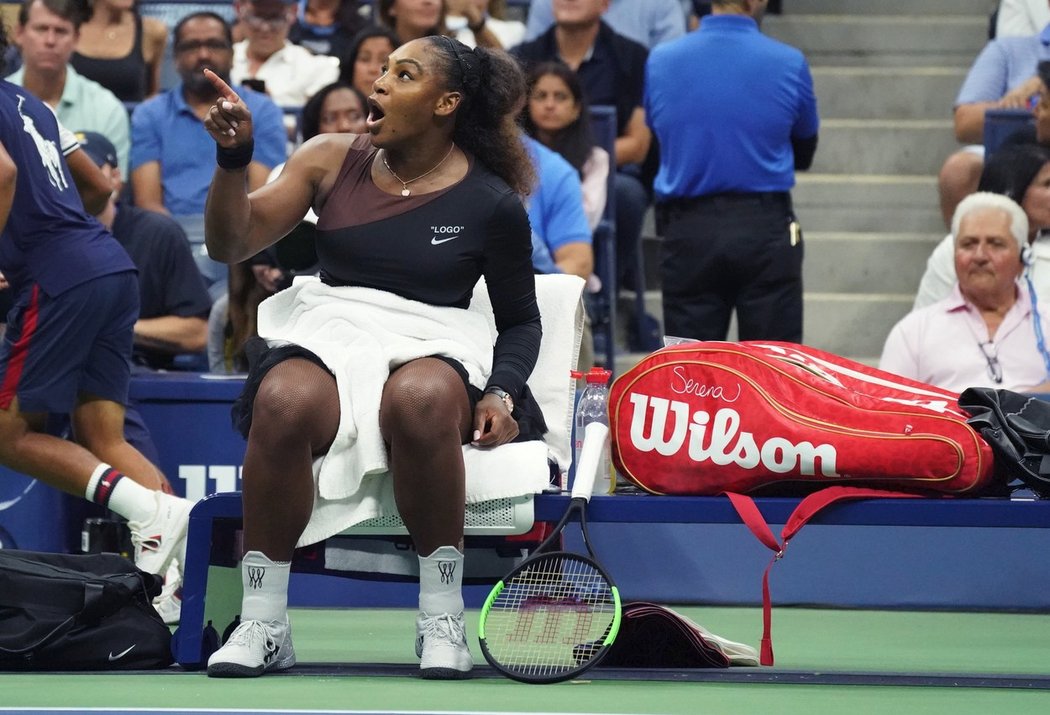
[421, 614, 466, 647]
[226, 619, 277, 653]
[130, 530, 160, 554]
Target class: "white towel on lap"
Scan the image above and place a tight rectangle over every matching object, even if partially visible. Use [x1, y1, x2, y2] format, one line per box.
[255, 276, 558, 547]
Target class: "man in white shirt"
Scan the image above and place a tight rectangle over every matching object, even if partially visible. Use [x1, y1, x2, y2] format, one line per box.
[231, 0, 338, 136]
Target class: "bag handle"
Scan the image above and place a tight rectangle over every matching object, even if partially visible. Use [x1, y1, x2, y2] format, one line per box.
[726, 486, 922, 666]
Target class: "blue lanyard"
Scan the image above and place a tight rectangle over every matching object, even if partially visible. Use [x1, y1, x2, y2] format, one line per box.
[1025, 267, 1050, 378]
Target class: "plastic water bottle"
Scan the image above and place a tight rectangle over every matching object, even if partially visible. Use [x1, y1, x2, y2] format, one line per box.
[574, 367, 613, 495]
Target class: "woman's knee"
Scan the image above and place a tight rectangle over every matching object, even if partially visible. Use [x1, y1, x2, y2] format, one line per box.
[251, 361, 339, 445]
[380, 363, 468, 440]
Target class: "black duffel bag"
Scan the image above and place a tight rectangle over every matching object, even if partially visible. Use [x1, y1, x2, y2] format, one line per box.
[0, 549, 173, 670]
[959, 387, 1050, 498]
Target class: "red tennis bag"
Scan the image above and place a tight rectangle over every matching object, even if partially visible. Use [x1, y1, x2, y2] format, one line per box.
[608, 341, 999, 665]
[610, 341, 995, 496]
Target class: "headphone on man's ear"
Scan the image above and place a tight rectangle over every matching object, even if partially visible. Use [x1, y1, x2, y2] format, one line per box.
[1022, 242, 1034, 269]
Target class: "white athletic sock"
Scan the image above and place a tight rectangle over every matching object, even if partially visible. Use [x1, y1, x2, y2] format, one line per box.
[418, 545, 465, 616]
[240, 550, 291, 623]
[85, 463, 156, 524]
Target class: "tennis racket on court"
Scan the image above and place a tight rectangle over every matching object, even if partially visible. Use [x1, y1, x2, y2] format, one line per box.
[478, 421, 622, 684]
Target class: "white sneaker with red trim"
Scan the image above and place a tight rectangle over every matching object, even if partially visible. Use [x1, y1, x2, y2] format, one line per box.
[128, 492, 191, 577]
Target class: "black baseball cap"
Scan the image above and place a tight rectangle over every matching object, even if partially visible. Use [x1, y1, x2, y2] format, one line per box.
[75, 131, 118, 169]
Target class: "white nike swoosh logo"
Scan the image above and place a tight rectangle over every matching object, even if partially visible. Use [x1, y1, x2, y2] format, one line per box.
[108, 645, 136, 661]
[431, 235, 460, 245]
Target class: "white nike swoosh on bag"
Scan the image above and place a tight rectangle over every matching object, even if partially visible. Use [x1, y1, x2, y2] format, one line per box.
[431, 235, 460, 245]
[108, 644, 136, 661]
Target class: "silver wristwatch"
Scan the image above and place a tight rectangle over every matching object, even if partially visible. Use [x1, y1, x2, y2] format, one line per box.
[485, 386, 514, 413]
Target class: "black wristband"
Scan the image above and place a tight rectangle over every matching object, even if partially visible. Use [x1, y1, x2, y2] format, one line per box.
[216, 140, 254, 170]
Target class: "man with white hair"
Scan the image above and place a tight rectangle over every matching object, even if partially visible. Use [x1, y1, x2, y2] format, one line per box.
[880, 192, 1050, 393]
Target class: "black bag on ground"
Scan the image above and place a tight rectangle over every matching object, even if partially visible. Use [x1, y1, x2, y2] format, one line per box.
[0, 549, 173, 670]
[959, 387, 1050, 498]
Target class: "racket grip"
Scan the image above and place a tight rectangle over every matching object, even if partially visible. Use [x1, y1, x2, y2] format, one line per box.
[571, 422, 610, 501]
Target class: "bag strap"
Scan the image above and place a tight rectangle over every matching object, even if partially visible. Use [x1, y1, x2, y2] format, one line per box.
[725, 486, 922, 666]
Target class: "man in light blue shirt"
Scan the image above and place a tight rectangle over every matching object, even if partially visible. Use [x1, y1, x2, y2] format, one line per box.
[130, 11, 286, 219]
[524, 136, 594, 368]
[7, 0, 130, 172]
[524, 0, 686, 50]
[130, 11, 285, 297]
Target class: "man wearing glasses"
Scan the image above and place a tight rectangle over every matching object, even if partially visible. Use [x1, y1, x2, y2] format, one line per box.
[230, 0, 339, 137]
[880, 192, 1050, 394]
[129, 12, 286, 298]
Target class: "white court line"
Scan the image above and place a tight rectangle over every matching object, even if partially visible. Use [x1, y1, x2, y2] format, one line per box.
[0, 710, 608, 715]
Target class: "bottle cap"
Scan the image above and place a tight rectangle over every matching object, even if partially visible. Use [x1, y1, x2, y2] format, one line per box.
[585, 367, 612, 384]
[570, 370, 584, 379]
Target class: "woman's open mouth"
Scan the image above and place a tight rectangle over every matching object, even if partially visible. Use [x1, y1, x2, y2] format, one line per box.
[366, 98, 386, 131]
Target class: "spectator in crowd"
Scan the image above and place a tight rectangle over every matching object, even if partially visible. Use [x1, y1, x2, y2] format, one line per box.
[524, 135, 594, 370]
[881, 193, 1050, 394]
[8, 0, 130, 172]
[377, 0, 448, 43]
[937, 14, 1050, 228]
[338, 25, 399, 97]
[919, 141, 1050, 312]
[131, 12, 286, 219]
[997, 0, 1050, 38]
[512, 0, 651, 304]
[0, 28, 192, 588]
[231, 0, 340, 133]
[77, 130, 212, 370]
[72, 0, 168, 102]
[288, 0, 369, 59]
[446, 0, 525, 50]
[916, 142, 1050, 310]
[129, 11, 286, 296]
[200, 36, 541, 679]
[644, 0, 818, 343]
[523, 0, 685, 50]
[523, 60, 607, 230]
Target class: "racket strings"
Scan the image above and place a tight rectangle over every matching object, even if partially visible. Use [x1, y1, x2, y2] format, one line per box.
[483, 553, 617, 678]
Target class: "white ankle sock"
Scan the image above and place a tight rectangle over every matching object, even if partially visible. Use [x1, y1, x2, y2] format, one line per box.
[240, 550, 290, 623]
[418, 545, 465, 615]
[85, 463, 156, 524]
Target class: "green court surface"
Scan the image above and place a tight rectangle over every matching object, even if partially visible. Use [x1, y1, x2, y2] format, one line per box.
[1, 606, 1049, 714]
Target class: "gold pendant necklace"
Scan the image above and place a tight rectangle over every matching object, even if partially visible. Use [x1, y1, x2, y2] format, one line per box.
[382, 143, 455, 197]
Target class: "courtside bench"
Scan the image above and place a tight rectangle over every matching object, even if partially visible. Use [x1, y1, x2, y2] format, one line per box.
[171, 490, 1050, 668]
[123, 372, 1050, 667]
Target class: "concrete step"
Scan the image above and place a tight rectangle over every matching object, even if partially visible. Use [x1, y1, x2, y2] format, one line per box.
[785, 0, 995, 16]
[803, 292, 913, 358]
[813, 66, 965, 121]
[765, 15, 988, 68]
[812, 119, 958, 175]
[635, 228, 942, 295]
[618, 289, 910, 365]
[802, 231, 940, 294]
[792, 174, 943, 234]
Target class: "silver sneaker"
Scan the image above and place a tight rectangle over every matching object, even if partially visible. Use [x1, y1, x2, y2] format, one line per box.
[128, 492, 191, 577]
[207, 618, 296, 678]
[416, 612, 473, 679]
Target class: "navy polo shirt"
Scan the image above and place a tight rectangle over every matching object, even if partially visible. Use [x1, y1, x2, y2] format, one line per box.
[513, 21, 647, 138]
[0, 80, 134, 296]
[644, 15, 819, 201]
